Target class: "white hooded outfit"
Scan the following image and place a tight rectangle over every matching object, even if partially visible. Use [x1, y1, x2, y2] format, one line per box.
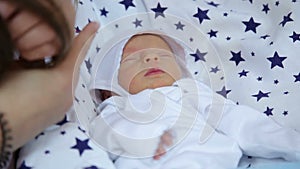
[88, 32, 300, 169]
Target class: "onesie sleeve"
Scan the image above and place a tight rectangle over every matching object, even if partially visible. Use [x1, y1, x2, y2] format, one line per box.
[88, 95, 164, 160]
[215, 97, 300, 161]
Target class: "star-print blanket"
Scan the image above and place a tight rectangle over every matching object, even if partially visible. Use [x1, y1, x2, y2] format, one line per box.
[17, 0, 300, 168]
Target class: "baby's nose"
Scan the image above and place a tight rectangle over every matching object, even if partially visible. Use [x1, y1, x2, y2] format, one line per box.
[143, 53, 160, 63]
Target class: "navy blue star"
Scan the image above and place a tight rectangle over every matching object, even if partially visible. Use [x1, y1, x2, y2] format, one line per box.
[284, 91, 289, 95]
[264, 107, 274, 116]
[119, 0, 135, 10]
[133, 18, 142, 28]
[96, 46, 101, 53]
[175, 21, 185, 30]
[74, 96, 80, 103]
[190, 49, 207, 62]
[274, 79, 279, 84]
[252, 90, 270, 101]
[283, 111, 288, 116]
[210, 66, 220, 73]
[262, 4, 270, 14]
[207, 1, 219, 7]
[61, 130, 66, 135]
[242, 17, 261, 33]
[216, 86, 231, 98]
[223, 12, 228, 17]
[193, 7, 210, 24]
[226, 36, 231, 41]
[78, 126, 86, 133]
[279, 12, 293, 27]
[275, 1, 280, 6]
[251, 52, 255, 56]
[56, 115, 68, 126]
[75, 26, 81, 33]
[249, 0, 253, 3]
[208, 29, 218, 38]
[18, 160, 32, 169]
[267, 51, 287, 69]
[260, 34, 270, 39]
[100, 7, 108, 17]
[289, 31, 300, 42]
[294, 72, 300, 82]
[257, 76, 263, 81]
[151, 3, 167, 18]
[238, 70, 249, 77]
[85, 58, 92, 74]
[71, 138, 92, 156]
[84, 166, 100, 169]
[229, 51, 245, 66]
[35, 132, 45, 139]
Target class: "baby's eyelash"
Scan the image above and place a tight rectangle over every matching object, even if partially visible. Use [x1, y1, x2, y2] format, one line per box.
[160, 54, 172, 57]
[122, 57, 138, 63]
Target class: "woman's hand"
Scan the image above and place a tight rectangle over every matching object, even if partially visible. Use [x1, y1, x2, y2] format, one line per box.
[0, 0, 75, 60]
[0, 21, 99, 150]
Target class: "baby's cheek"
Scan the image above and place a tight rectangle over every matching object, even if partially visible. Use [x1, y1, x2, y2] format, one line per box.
[129, 76, 144, 94]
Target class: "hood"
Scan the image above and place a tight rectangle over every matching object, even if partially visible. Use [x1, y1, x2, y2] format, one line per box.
[89, 30, 193, 102]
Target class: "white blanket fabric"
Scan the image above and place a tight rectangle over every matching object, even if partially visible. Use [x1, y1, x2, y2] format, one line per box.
[17, 0, 300, 168]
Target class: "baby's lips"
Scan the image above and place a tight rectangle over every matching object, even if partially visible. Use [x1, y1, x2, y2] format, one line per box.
[144, 68, 165, 77]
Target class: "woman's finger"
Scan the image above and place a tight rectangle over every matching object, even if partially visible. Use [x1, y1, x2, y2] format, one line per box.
[57, 21, 99, 74]
[59, 22, 99, 71]
[7, 10, 40, 40]
[20, 39, 60, 61]
[0, 1, 18, 19]
[14, 22, 59, 61]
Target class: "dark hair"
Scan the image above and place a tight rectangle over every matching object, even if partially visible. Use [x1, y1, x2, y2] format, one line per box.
[0, 0, 72, 79]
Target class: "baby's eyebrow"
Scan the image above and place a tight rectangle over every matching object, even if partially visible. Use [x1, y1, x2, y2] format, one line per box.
[123, 46, 139, 55]
[120, 53, 138, 63]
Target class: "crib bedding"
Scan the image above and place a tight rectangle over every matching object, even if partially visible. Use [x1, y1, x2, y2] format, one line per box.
[17, 0, 299, 168]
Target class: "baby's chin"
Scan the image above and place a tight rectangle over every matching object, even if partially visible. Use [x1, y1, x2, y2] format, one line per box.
[128, 77, 176, 94]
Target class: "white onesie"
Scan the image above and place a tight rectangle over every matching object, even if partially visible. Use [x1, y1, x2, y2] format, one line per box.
[89, 78, 300, 169]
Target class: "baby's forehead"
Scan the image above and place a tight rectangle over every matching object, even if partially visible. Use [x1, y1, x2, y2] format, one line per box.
[122, 34, 172, 56]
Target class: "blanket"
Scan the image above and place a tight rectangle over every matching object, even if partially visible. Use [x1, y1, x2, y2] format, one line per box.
[17, 0, 300, 168]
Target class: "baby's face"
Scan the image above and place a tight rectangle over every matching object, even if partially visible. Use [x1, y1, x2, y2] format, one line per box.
[118, 34, 182, 94]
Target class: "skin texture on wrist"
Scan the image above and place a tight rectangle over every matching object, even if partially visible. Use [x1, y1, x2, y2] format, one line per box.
[0, 112, 13, 169]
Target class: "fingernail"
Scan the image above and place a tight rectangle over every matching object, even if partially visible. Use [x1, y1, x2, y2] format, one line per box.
[91, 21, 100, 30]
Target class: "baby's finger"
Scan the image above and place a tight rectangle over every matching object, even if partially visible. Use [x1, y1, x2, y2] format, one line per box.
[161, 131, 173, 146]
[153, 143, 166, 160]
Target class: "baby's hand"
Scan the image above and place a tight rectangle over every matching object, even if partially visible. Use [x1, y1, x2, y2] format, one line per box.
[153, 130, 173, 160]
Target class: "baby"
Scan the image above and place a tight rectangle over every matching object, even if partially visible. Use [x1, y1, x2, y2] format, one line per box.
[89, 33, 300, 169]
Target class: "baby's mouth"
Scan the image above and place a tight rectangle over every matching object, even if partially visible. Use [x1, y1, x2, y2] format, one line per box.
[144, 68, 165, 77]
